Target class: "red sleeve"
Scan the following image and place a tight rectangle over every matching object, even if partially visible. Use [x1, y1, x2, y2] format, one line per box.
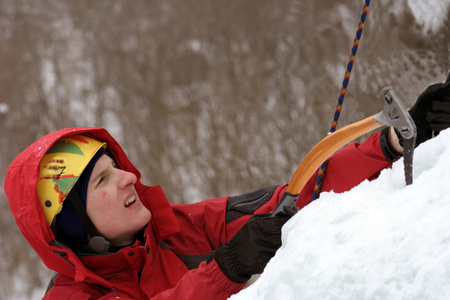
[43, 274, 120, 300]
[166, 185, 287, 253]
[150, 260, 245, 300]
[44, 258, 244, 300]
[166, 197, 229, 253]
[296, 131, 390, 209]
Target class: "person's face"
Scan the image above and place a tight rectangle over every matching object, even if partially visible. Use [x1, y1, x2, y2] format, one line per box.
[86, 154, 151, 246]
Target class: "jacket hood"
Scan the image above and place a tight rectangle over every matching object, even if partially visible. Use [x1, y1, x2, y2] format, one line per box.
[4, 127, 180, 286]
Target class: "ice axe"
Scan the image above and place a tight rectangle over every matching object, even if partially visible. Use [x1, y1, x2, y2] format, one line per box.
[271, 87, 416, 216]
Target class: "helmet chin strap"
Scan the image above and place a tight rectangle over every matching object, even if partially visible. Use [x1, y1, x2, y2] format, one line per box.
[67, 189, 110, 254]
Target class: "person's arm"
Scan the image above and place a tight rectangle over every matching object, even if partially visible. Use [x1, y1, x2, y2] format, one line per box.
[154, 208, 294, 298]
[150, 259, 246, 300]
[43, 260, 246, 300]
[294, 131, 390, 209]
[153, 196, 293, 299]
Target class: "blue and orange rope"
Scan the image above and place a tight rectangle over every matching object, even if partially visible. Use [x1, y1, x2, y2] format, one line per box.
[312, 0, 371, 201]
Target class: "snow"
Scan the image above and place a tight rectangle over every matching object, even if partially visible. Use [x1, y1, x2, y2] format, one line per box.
[407, 0, 450, 34]
[230, 129, 450, 300]
[0, 102, 9, 114]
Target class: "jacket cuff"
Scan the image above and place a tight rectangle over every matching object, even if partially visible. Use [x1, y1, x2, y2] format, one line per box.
[203, 259, 246, 294]
[379, 127, 402, 164]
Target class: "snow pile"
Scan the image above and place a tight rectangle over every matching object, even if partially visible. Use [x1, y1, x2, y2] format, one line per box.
[231, 128, 450, 300]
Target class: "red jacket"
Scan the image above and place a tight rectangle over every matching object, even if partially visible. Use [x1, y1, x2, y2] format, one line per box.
[5, 127, 390, 299]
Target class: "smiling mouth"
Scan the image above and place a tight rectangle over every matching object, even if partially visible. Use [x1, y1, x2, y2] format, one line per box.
[125, 195, 136, 207]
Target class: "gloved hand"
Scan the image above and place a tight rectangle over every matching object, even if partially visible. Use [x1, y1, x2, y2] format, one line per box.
[214, 206, 297, 283]
[408, 78, 450, 147]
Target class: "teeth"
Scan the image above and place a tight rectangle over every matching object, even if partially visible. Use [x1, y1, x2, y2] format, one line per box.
[125, 195, 136, 207]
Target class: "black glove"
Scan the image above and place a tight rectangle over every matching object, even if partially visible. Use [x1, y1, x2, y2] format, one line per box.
[214, 207, 296, 283]
[409, 79, 450, 147]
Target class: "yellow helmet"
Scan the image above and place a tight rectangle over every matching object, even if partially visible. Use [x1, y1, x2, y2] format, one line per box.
[36, 135, 106, 226]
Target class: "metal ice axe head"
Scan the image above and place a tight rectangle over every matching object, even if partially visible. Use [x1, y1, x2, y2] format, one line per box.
[376, 87, 417, 185]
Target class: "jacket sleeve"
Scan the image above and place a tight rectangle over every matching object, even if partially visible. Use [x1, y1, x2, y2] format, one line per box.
[43, 276, 126, 300]
[167, 185, 287, 253]
[150, 260, 245, 300]
[44, 261, 244, 300]
[296, 131, 390, 209]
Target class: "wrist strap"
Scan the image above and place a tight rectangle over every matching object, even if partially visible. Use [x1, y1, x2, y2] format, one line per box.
[379, 127, 402, 164]
[393, 127, 404, 147]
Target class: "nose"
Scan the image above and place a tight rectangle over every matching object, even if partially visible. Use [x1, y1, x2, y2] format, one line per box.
[118, 169, 137, 189]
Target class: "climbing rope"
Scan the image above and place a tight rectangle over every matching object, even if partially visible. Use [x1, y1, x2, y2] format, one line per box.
[312, 0, 372, 201]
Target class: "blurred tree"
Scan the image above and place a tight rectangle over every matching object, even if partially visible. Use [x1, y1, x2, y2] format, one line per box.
[0, 0, 448, 298]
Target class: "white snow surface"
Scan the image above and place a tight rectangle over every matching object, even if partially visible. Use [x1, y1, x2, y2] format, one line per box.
[231, 128, 450, 300]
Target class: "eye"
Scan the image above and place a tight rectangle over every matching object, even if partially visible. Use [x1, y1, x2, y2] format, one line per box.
[97, 176, 105, 186]
[96, 160, 118, 187]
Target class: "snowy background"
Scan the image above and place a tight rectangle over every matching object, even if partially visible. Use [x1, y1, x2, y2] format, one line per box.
[231, 129, 450, 300]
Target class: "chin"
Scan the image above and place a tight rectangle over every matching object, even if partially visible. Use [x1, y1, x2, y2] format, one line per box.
[136, 209, 152, 227]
